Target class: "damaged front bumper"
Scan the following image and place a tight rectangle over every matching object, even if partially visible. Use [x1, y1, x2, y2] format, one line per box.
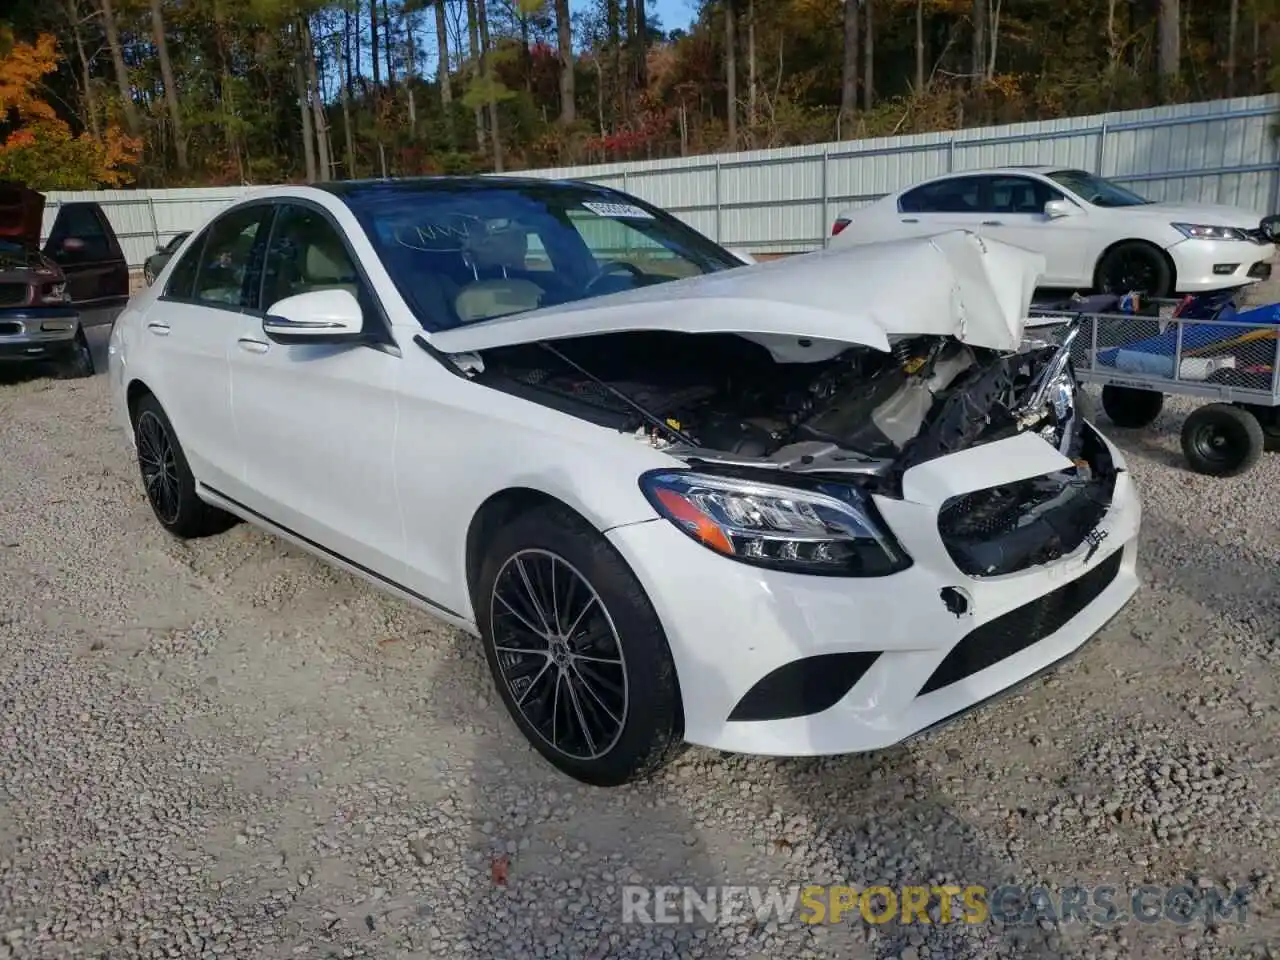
[605, 421, 1141, 757]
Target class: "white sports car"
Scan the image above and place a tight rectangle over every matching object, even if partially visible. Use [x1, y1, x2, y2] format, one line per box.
[830, 166, 1278, 298]
[108, 178, 1142, 786]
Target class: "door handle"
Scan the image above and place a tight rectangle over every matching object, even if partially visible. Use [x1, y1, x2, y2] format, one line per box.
[901, 218, 919, 223]
[237, 338, 269, 354]
[981, 220, 1003, 226]
[146, 321, 170, 336]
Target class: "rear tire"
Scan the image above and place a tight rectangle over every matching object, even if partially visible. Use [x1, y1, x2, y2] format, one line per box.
[52, 332, 94, 380]
[131, 393, 237, 538]
[144, 264, 156, 286]
[1101, 385, 1164, 429]
[1180, 403, 1265, 477]
[1095, 241, 1173, 298]
[475, 503, 684, 787]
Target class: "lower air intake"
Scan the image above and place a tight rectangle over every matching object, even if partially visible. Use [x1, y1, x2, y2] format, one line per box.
[918, 548, 1122, 696]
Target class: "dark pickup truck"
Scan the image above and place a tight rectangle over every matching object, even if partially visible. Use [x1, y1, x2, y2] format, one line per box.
[0, 181, 131, 378]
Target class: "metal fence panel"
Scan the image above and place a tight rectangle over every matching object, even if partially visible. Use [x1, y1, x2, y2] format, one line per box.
[41, 94, 1280, 266]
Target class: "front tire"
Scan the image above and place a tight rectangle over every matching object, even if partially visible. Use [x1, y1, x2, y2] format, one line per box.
[1095, 241, 1173, 298]
[475, 504, 684, 787]
[52, 332, 94, 380]
[131, 394, 237, 538]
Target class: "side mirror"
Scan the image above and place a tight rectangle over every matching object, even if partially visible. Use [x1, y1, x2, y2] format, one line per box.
[262, 288, 366, 345]
[1044, 199, 1075, 219]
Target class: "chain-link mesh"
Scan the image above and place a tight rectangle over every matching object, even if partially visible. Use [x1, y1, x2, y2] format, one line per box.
[1027, 301, 1280, 402]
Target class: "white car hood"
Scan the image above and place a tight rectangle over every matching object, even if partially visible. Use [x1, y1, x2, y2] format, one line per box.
[1125, 201, 1268, 229]
[426, 230, 1047, 359]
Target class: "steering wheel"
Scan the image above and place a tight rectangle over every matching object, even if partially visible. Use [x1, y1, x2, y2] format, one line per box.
[583, 260, 646, 294]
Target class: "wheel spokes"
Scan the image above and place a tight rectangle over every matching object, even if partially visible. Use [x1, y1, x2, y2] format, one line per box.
[490, 549, 630, 761]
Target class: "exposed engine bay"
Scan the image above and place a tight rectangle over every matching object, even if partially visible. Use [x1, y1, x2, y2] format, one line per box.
[466, 322, 1116, 575]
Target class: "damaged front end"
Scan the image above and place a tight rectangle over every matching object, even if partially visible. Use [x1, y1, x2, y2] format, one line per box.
[465, 311, 1116, 578]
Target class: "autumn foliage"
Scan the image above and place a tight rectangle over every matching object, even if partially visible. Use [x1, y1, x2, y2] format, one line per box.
[0, 33, 140, 190]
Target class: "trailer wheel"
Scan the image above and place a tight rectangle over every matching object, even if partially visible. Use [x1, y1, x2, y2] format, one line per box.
[1238, 404, 1280, 452]
[1101, 385, 1164, 428]
[1180, 404, 1265, 477]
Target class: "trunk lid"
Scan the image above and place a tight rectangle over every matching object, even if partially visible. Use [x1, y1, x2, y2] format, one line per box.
[426, 230, 1046, 358]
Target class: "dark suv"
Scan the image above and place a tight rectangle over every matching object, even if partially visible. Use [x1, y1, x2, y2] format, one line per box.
[0, 181, 131, 378]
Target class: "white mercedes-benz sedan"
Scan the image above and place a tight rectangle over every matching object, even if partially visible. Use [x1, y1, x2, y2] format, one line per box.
[829, 166, 1278, 298]
[108, 178, 1142, 786]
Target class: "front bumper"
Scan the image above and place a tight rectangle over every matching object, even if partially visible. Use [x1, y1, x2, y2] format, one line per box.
[606, 425, 1142, 757]
[0, 308, 81, 363]
[1166, 237, 1277, 292]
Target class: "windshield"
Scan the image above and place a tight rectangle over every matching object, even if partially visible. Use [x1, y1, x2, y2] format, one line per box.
[1046, 169, 1152, 208]
[344, 181, 744, 331]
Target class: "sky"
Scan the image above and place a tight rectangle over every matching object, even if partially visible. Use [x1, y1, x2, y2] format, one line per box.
[568, 0, 696, 34]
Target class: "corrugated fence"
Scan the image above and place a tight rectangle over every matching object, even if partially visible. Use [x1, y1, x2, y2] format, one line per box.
[45, 93, 1280, 269]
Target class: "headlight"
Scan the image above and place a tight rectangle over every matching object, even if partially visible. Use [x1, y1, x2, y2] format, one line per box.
[40, 282, 70, 304]
[638, 470, 911, 577]
[1171, 223, 1247, 241]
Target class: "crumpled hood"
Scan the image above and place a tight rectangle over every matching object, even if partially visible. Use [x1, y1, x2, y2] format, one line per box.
[427, 230, 1047, 358]
[0, 181, 45, 250]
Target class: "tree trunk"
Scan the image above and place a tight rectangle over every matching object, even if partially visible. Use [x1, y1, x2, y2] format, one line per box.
[476, 0, 503, 172]
[344, 2, 356, 103]
[747, 0, 756, 131]
[383, 0, 396, 86]
[406, 10, 418, 137]
[915, 0, 924, 91]
[862, 0, 873, 111]
[149, 0, 187, 171]
[971, 0, 986, 86]
[840, 0, 858, 129]
[725, 0, 737, 148]
[1251, 0, 1260, 92]
[634, 0, 648, 89]
[65, 0, 101, 140]
[295, 35, 318, 183]
[988, 0, 1001, 78]
[98, 0, 141, 136]
[302, 16, 331, 180]
[1106, 0, 1117, 72]
[340, 33, 358, 177]
[1158, 0, 1180, 98]
[555, 0, 575, 124]
[606, 0, 621, 130]
[466, 0, 485, 152]
[433, 1, 455, 147]
[1226, 0, 1238, 96]
[371, 0, 382, 86]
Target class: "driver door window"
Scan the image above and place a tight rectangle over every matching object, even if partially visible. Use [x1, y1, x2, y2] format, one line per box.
[191, 204, 274, 310]
[260, 203, 366, 312]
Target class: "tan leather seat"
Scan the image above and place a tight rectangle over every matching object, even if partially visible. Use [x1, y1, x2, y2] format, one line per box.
[302, 241, 360, 299]
[454, 278, 544, 323]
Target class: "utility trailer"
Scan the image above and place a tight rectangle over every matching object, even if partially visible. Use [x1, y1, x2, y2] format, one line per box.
[1028, 293, 1280, 477]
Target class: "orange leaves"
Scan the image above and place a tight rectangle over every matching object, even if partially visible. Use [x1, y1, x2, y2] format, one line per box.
[0, 32, 140, 189]
[0, 32, 60, 125]
[0, 123, 141, 191]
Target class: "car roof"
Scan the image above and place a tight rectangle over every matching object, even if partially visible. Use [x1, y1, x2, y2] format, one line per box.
[313, 175, 612, 198]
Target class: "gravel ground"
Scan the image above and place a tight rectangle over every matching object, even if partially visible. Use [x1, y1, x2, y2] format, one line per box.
[2, 298, 1280, 960]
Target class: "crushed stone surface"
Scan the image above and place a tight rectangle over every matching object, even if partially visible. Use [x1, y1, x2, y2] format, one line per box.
[1, 345, 1279, 959]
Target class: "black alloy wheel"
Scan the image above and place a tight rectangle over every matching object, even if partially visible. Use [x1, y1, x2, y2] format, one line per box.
[489, 548, 629, 762]
[136, 407, 182, 526]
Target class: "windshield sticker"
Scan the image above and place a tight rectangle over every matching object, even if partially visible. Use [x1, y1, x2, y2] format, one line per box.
[582, 201, 654, 220]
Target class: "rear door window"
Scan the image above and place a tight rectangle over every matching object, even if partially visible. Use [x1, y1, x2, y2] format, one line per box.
[898, 177, 984, 214]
